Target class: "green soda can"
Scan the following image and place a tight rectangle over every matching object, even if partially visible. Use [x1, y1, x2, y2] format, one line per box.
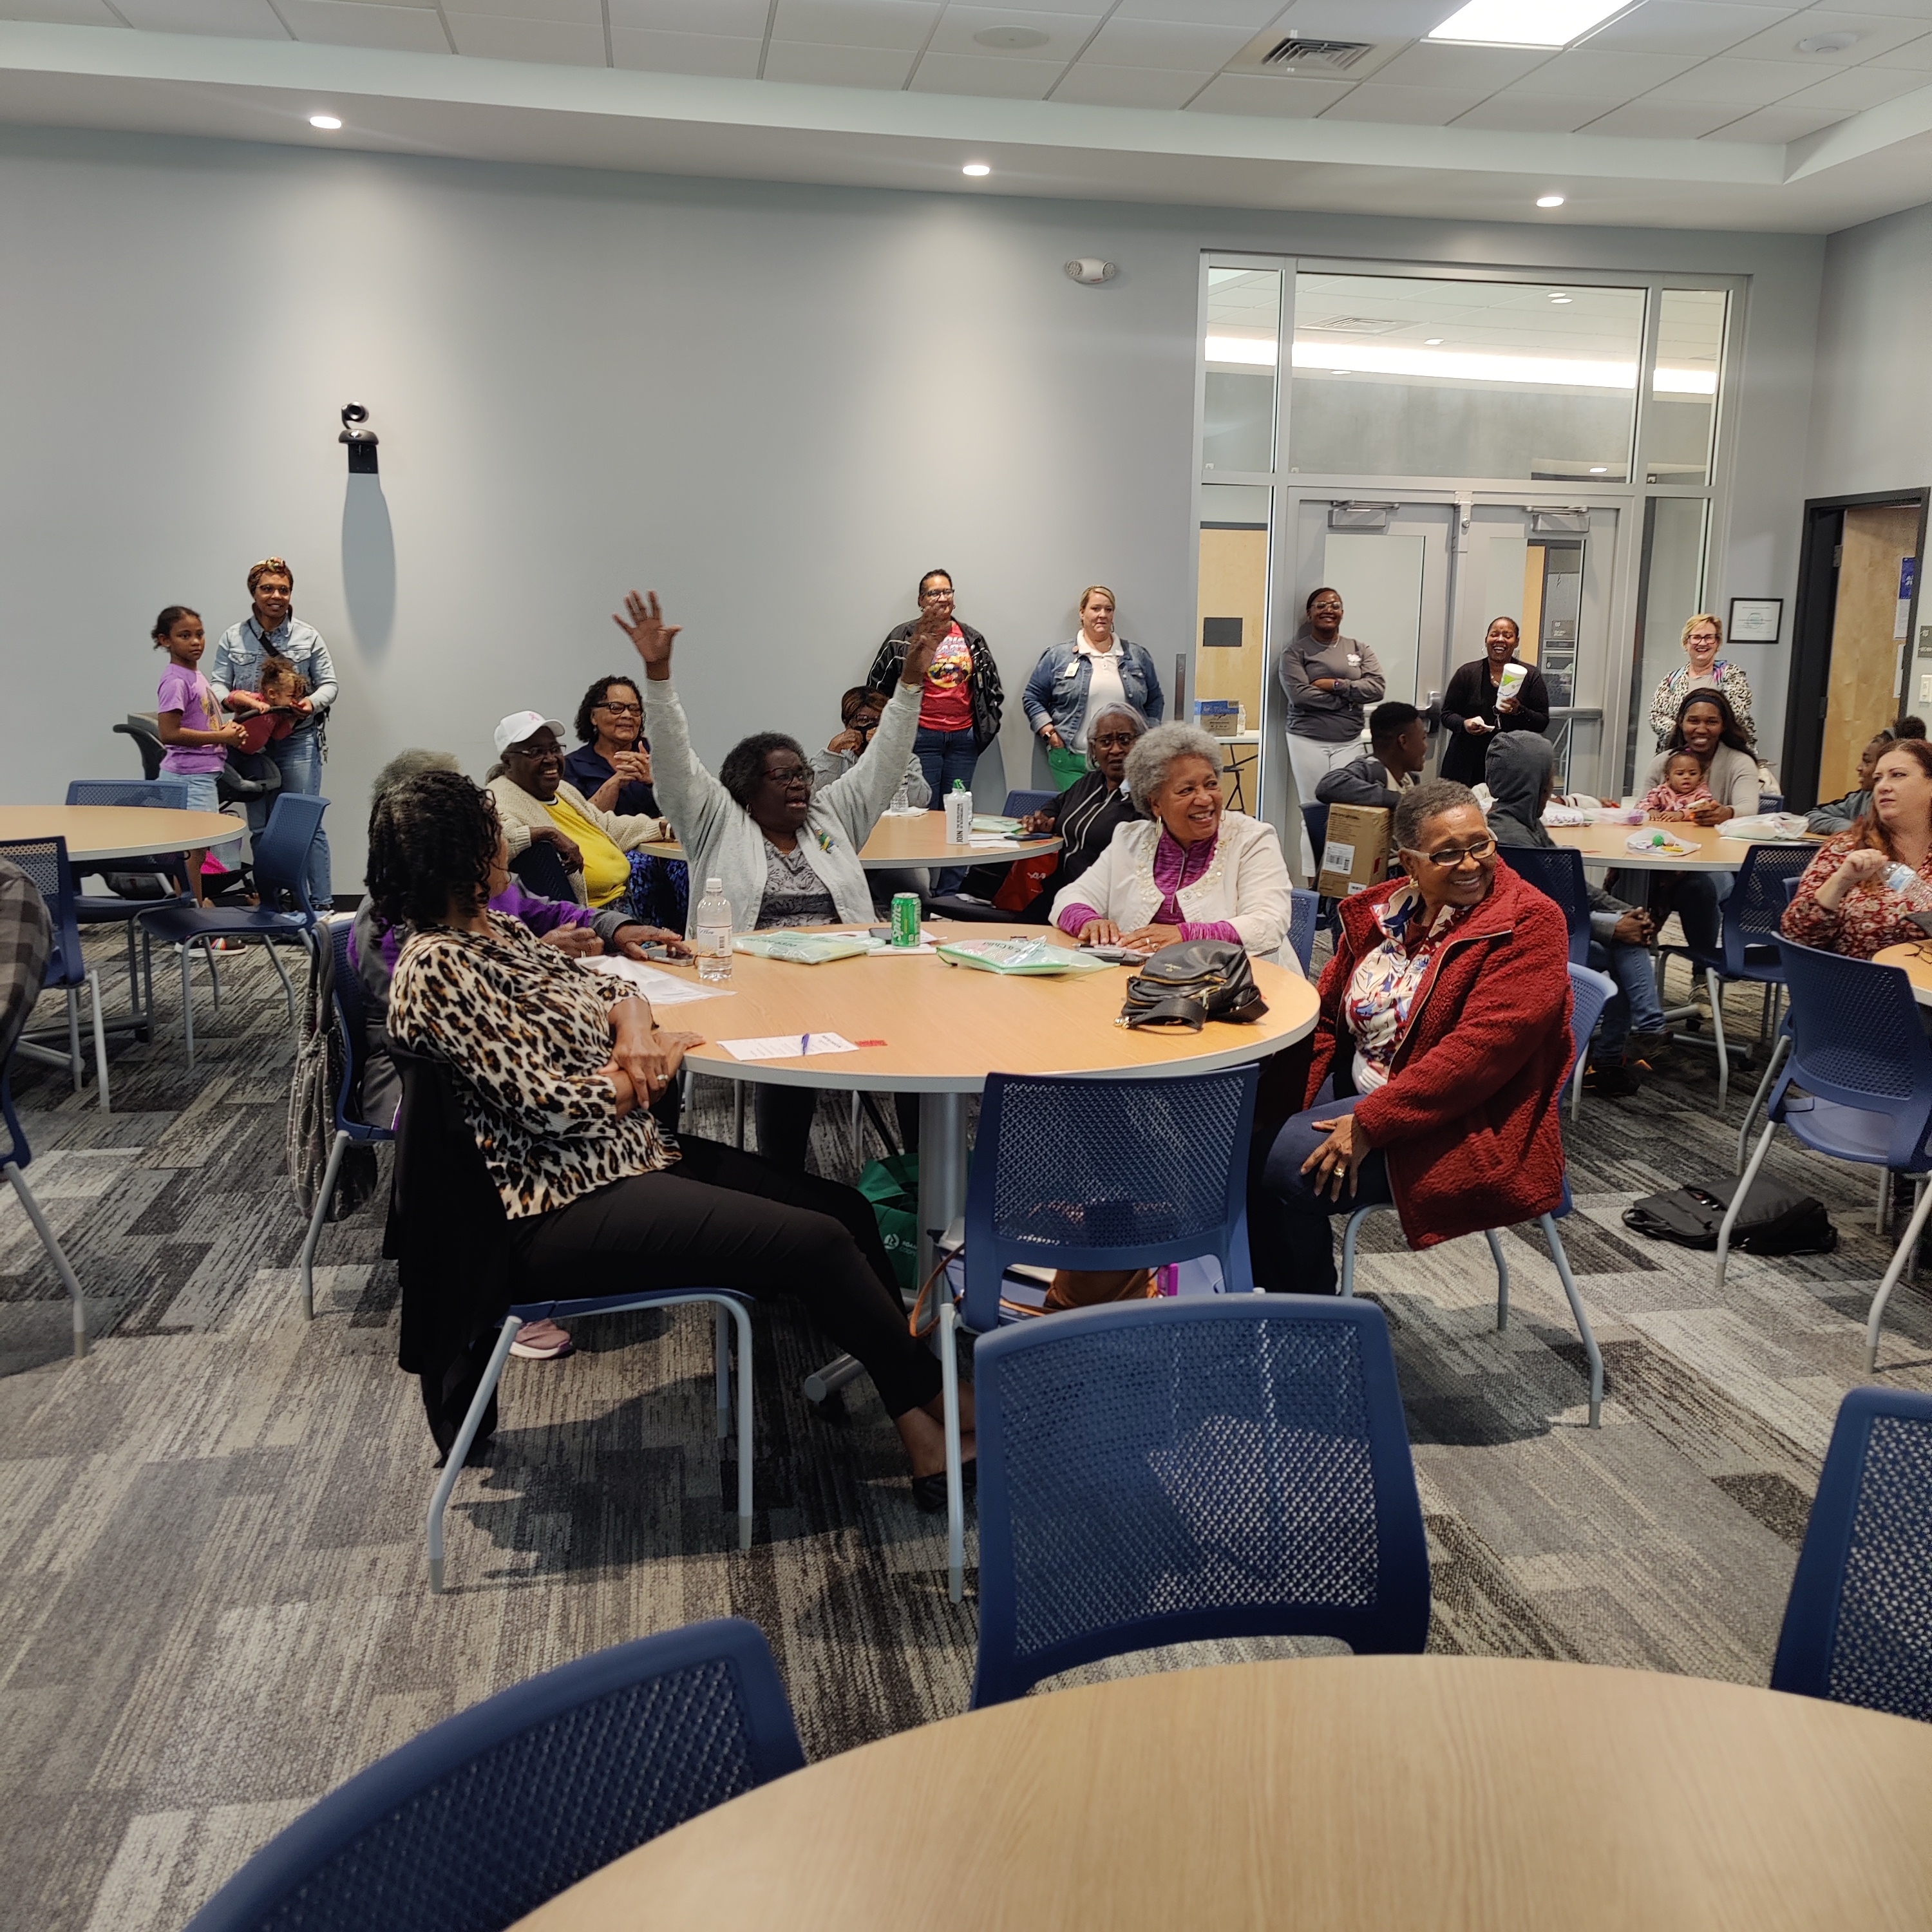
[891, 891, 921, 948]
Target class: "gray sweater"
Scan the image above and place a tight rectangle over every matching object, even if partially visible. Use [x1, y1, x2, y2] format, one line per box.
[645, 675, 922, 937]
[1278, 625, 1385, 743]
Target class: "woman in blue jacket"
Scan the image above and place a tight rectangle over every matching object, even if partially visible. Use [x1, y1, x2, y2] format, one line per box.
[1023, 587, 1164, 775]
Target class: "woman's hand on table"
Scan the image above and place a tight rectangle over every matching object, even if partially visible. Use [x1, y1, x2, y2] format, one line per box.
[601, 1027, 703, 1110]
[611, 924, 692, 964]
[1019, 809, 1057, 835]
[1120, 923, 1184, 953]
[614, 589, 680, 681]
[1302, 1113, 1372, 1202]
[1076, 918, 1122, 946]
[1817, 846, 1891, 909]
[539, 926, 603, 958]
[1690, 800, 1735, 826]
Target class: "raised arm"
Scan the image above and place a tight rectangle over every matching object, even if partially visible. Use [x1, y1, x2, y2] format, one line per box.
[820, 610, 947, 835]
[616, 589, 734, 850]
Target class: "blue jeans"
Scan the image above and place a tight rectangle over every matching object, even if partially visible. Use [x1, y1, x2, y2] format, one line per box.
[1672, 869, 1734, 954]
[1250, 1094, 1395, 1295]
[171, 770, 243, 866]
[270, 728, 332, 907]
[1589, 936, 1667, 1061]
[914, 726, 980, 893]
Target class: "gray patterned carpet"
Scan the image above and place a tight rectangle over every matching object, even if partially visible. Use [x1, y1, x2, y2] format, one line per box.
[3, 930, 1929, 1932]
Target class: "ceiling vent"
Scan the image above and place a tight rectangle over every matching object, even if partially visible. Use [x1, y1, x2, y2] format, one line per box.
[1227, 31, 1403, 80]
[1256, 37, 1376, 71]
[1302, 314, 1407, 335]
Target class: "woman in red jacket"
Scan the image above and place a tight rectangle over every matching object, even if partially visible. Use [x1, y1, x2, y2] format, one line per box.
[1252, 777, 1573, 1292]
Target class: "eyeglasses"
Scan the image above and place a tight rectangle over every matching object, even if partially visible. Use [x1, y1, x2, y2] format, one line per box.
[1406, 836, 1497, 870]
[919, 588, 953, 601]
[596, 701, 643, 716]
[764, 766, 814, 788]
[1090, 731, 1139, 750]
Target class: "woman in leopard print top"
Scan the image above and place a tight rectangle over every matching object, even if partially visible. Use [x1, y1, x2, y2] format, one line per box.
[378, 769, 972, 1507]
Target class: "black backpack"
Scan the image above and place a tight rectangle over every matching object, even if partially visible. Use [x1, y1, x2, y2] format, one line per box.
[1119, 940, 1268, 1031]
[1623, 1177, 1837, 1255]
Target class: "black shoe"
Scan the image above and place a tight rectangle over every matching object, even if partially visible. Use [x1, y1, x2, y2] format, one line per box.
[1627, 1030, 1671, 1061]
[910, 1461, 976, 1513]
[1585, 1060, 1643, 1097]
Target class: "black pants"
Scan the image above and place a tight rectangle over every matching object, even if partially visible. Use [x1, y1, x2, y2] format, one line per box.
[753, 1085, 921, 1170]
[1247, 1095, 1393, 1294]
[503, 1136, 942, 1419]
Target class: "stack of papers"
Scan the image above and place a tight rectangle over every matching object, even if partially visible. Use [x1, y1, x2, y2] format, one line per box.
[936, 939, 1115, 976]
[719, 1032, 858, 1062]
[582, 956, 731, 1004]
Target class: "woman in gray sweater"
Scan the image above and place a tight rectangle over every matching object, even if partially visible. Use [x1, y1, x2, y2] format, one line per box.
[1278, 585, 1386, 808]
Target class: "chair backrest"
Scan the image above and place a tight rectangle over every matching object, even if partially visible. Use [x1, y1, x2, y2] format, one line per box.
[252, 793, 330, 916]
[1772, 941, 1932, 1168]
[1783, 875, 1803, 906]
[1566, 962, 1616, 1085]
[1770, 1387, 1932, 1722]
[183, 1617, 805, 1932]
[508, 839, 575, 904]
[1003, 788, 1057, 819]
[0, 838, 84, 985]
[971, 1296, 1430, 1707]
[1721, 842, 1815, 973]
[0, 855, 55, 1170]
[1287, 887, 1318, 973]
[1499, 846, 1591, 967]
[329, 919, 372, 1132]
[64, 777, 193, 881]
[961, 1066, 1261, 1327]
[115, 715, 166, 782]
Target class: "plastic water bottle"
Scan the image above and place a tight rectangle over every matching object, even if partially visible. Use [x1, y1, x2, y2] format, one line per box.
[694, 877, 733, 983]
[890, 773, 912, 816]
[945, 778, 973, 844]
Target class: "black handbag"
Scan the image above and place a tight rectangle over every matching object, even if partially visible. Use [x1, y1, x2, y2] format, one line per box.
[1119, 940, 1268, 1031]
[1622, 1178, 1836, 1255]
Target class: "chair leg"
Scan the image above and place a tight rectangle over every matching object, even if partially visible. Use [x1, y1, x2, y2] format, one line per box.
[1486, 1228, 1511, 1331]
[1338, 1207, 1373, 1298]
[202, 938, 222, 1010]
[4, 1161, 87, 1359]
[122, 920, 142, 1021]
[1877, 1170, 1892, 1237]
[714, 1305, 732, 1440]
[1539, 1215, 1603, 1428]
[726, 1298, 754, 1548]
[940, 1298, 967, 1604]
[1569, 1052, 1585, 1121]
[1866, 1178, 1932, 1374]
[1706, 967, 1729, 1113]
[65, 987, 81, 1093]
[180, 943, 196, 1070]
[1736, 1034, 1790, 1175]
[85, 970, 109, 1115]
[1716, 1119, 1778, 1294]
[264, 939, 296, 1019]
[298, 1130, 350, 1320]
[733, 1079, 745, 1151]
[427, 1316, 522, 1594]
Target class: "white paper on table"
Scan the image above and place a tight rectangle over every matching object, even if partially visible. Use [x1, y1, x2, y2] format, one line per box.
[582, 955, 734, 1005]
[719, 1032, 858, 1062]
[967, 835, 1016, 848]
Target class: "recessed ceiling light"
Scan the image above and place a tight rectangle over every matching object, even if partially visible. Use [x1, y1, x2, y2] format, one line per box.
[1549, 293, 1573, 303]
[1425, 337, 1445, 345]
[1797, 31, 1857, 53]
[1430, 0, 1629, 48]
[309, 113, 342, 129]
[974, 24, 1048, 48]
[961, 162, 990, 178]
[1331, 369, 1351, 375]
[1537, 194, 1566, 209]
[1589, 466, 1608, 473]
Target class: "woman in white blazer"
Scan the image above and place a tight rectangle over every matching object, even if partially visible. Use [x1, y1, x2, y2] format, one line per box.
[1050, 721, 1294, 967]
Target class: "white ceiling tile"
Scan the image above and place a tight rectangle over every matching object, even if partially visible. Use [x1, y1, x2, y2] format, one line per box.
[925, 7, 1098, 59]
[1840, 0, 1932, 14]
[1721, 6, 1932, 58]
[1369, 41, 1553, 87]
[1700, 99, 1852, 131]
[279, 0, 450, 47]
[610, 0, 767, 31]
[763, 37, 916, 82]
[0, 0, 126, 23]
[1577, 96, 1749, 132]
[1280, 0, 1461, 31]
[908, 50, 1061, 93]
[1319, 80, 1494, 122]
[446, 0, 598, 23]
[111, 0, 288, 36]
[447, 13, 603, 55]
[1868, 30, 1932, 62]
[769, 0, 937, 52]
[1052, 59, 1212, 104]
[609, 24, 761, 69]
[1642, 53, 1822, 99]
[1185, 69, 1352, 113]
[1451, 91, 1620, 128]
[1585, 3, 1800, 57]
[1505, 47, 1703, 95]
[1110, 0, 1285, 23]
[1077, 17, 1253, 68]
[1783, 58, 1932, 96]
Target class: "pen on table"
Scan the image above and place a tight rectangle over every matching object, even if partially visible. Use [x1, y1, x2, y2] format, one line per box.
[800, 1033, 810, 1056]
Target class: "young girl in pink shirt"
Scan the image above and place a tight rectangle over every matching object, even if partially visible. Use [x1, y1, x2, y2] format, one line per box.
[1642, 748, 1716, 822]
[153, 604, 246, 903]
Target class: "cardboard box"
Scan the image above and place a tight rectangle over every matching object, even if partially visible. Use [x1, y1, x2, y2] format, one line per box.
[1316, 803, 1392, 899]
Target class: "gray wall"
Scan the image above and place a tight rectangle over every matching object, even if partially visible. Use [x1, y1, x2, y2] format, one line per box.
[0, 124, 1826, 887]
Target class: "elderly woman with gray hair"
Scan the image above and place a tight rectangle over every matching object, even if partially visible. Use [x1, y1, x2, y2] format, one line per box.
[1050, 720, 1294, 962]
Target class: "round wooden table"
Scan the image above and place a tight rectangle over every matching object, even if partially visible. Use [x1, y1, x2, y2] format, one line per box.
[512, 1654, 1932, 1932]
[640, 810, 1061, 873]
[1873, 941, 1932, 1007]
[677, 922, 1316, 1276]
[1547, 819, 1806, 872]
[0, 804, 240, 865]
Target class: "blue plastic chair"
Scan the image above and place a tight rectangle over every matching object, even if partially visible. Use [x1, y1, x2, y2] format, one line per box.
[298, 921, 397, 1321]
[1732, 875, 1811, 1171]
[969, 1296, 1430, 1706]
[1658, 841, 1815, 1113]
[1720, 942, 1932, 1373]
[64, 777, 203, 1022]
[935, 1065, 1261, 1601]
[1287, 886, 1318, 973]
[1770, 1387, 1932, 1723]
[135, 791, 329, 1068]
[1003, 787, 1057, 819]
[1498, 846, 1591, 968]
[180, 1618, 806, 1932]
[0, 861, 89, 1358]
[1338, 961, 1615, 1426]
[0, 837, 111, 1114]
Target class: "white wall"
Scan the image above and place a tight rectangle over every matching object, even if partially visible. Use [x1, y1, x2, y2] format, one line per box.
[0, 124, 1825, 889]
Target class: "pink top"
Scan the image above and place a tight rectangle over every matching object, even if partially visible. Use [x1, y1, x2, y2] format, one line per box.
[1640, 781, 1716, 820]
[156, 662, 228, 774]
[1058, 827, 1242, 944]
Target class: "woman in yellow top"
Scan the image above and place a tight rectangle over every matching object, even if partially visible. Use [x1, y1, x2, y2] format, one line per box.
[487, 709, 669, 909]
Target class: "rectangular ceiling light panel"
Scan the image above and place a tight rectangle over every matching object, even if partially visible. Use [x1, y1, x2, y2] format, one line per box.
[1427, 0, 1632, 50]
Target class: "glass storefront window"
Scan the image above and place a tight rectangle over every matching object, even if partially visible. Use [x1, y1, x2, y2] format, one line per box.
[1647, 289, 1726, 486]
[1203, 267, 1281, 476]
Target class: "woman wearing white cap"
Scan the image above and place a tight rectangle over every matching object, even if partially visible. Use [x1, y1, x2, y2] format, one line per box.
[487, 710, 669, 910]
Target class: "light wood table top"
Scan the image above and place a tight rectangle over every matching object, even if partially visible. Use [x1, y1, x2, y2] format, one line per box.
[673, 922, 1316, 1093]
[1549, 818, 1816, 872]
[639, 811, 1061, 872]
[0, 804, 240, 865]
[514, 1654, 1932, 1932]
[1873, 941, 1932, 1007]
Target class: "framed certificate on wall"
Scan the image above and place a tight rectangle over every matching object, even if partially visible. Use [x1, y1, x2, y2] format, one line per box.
[1728, 597, 1782, 644]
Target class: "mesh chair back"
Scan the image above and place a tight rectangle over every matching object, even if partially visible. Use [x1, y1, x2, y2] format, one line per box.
[1003, 788, 1057, 818]
[507, 840, 574, 904]
[252, 794, 329, 915]
[1287, 887, 1318, 972]
[1773, 942, 1932, 1165]
[0, 838, 84, 987]
[971, 1296, 1429, 1706]
[1499, 848, 1590, 967]
[1567, 962, 1615, 1084]
[64, 778, 192, 880]
[182, 1618, 805, 1932]
[963, 1067, 1261, 1327]
[1771, 1388, 1932, 1722]
[1721, 843, 1815, 974]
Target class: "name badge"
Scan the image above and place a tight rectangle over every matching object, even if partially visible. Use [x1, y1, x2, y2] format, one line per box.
[1060, 663, 1079, 679]
[1347, 654, 1361, 666]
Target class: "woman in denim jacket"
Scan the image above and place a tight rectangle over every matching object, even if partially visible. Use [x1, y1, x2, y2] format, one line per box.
[1023, 587, 1166, 766]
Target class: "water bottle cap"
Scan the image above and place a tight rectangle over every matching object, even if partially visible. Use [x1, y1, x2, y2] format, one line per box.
[705, 878, 723, 893]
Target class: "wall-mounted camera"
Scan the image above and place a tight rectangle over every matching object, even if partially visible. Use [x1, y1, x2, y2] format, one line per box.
[339, 402, 379, 475]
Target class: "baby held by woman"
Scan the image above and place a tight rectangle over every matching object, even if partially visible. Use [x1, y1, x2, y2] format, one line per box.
[1642, 748, 1715, 821]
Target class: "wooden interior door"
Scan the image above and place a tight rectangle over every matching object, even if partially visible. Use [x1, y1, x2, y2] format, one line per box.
[1196, 526, 1269, 724]
[1820, 503, 1920, 799]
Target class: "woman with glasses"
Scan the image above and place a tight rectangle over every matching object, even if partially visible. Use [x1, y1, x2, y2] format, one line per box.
[1281, 587, 1387, 808]
[620, 585, 947, 1168]
[1250, 777, 1573, 1293]
[565, 675, 658, 817]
